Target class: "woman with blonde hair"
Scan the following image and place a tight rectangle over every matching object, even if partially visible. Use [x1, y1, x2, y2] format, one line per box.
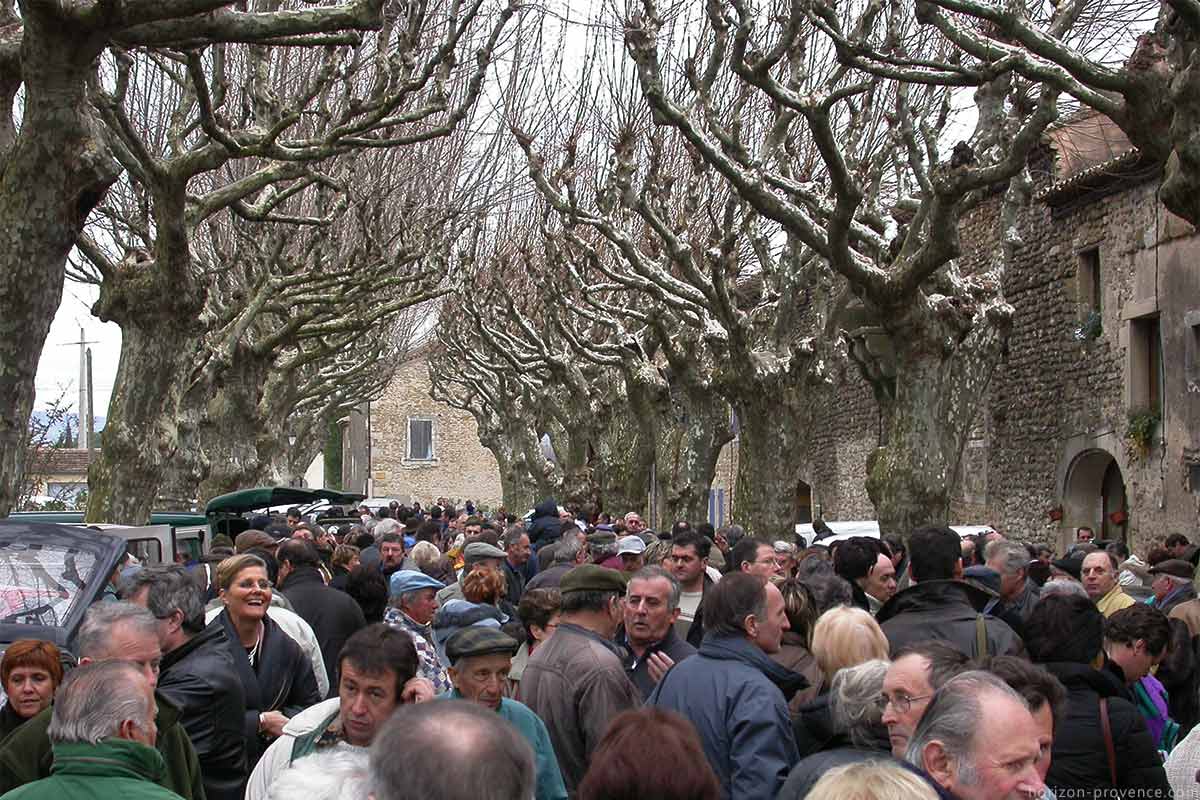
[811, 605, 890, 680]
[803, 761, 938, 800]
[793, 605, 890, 757]
[215, 553, 321, 766]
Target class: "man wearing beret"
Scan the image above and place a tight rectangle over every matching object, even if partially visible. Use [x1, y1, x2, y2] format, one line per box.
[440, 627, 568, 800]
[436, 542, 508, 606]
[385, 570, 451, 693]
[521, 565, 640, 795]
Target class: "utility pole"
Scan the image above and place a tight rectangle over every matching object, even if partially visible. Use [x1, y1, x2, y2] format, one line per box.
[85, 349, 95, 455]
[63, 327, 98, 449]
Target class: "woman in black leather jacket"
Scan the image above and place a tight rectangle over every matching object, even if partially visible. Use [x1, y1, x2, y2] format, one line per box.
[215, 553, 321, 766]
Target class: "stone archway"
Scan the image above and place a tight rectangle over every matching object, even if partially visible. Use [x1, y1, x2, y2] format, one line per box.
[1063, 448, 1128, 544]
[795, 479, 813, 524]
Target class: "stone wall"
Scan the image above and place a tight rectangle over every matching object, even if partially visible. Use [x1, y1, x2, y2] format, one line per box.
[949, 163, 1200, 552]
[367, 352, 503, 508]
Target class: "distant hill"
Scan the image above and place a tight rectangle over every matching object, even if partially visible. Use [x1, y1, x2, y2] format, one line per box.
[30, 411, 106, 439]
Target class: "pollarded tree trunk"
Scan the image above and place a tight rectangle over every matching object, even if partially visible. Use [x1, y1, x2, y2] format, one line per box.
[865, 302, 1008, 537]
[732, 391, 817, 541]
[592, 403, 653, 518]
[655, 389, 733, 527]
[0, 15, 119, 517]
[625, 360, 733, 528]
[86, 187, 205, 524]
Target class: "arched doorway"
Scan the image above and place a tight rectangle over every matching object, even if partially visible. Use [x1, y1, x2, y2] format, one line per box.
[1063, 449, 1128, 543]
[795, 480, 813, 524]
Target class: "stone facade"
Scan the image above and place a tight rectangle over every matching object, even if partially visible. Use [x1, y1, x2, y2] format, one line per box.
[349, 348, 503, 508]
[944, 115, 1200, 551]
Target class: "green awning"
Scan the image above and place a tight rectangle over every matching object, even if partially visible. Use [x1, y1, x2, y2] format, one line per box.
[204, 487, 364, 516]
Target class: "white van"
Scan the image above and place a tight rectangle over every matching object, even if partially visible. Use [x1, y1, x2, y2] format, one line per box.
[794, 521, 996, 548]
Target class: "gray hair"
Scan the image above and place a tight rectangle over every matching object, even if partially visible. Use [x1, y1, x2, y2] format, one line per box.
[501, 525, 527, 549]
[120, 564, 206, 633]
[830, 659, 889, 747]
[627, 565, 682, 611]
[904, 671, 1029, 783]
[409, 541, 441, 571]
[984, 541, 1029, 577]
[75, 602, 159, 659]
[374, 518, 403, 536]
[369, 699, 533, 800]
[48, 660, 153, 744]
[553, 533, 584, 565]
[1039, 579, 1088, 600]
[1163, 574, 1193, 588]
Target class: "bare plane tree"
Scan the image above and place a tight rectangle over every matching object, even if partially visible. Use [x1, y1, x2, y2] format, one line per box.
[613, 0, 1061, 533]
[0, 0, 390, 517]
[62, 0, 516, 522]
[872, 0, 1199, 224]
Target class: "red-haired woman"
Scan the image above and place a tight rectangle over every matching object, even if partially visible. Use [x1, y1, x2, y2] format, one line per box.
[0, 640, 63, 742]
[578, 708, 721, 800]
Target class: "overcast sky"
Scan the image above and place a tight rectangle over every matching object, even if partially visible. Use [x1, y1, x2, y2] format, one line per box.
[36, 281, 121, 418]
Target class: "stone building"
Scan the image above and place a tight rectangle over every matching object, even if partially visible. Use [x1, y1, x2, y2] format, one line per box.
[943, 111, 1199, 552]
[343, 345, 503, 507]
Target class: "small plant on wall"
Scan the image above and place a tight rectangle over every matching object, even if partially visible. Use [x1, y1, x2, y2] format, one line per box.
[1074, 310, 1103, 342]
[1126, 408, 1161, 460]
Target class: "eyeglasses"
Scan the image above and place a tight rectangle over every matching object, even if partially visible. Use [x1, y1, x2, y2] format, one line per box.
[880, 692, 932, 714]
[236, 579, 273, 590]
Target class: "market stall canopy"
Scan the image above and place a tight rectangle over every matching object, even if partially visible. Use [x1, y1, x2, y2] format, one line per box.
[205, 486, 365, 516]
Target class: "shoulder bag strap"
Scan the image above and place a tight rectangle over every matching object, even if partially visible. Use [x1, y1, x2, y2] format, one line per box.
[1099, 697, 1118, 787]
[975, 613, 989, 657]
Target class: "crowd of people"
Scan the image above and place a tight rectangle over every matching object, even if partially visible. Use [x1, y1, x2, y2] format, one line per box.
[0, 500, 1198, 800]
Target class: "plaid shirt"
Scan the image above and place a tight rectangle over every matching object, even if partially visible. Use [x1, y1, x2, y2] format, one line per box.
[385, 608, 451, 694]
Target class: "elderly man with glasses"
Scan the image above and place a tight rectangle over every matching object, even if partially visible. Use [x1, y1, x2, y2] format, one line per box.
[879, 640, 970, 759]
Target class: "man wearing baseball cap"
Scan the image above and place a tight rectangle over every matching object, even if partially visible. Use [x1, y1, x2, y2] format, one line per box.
[441, 627, 567, 800]
[385, 571, 450, 693]
[435, 542, 508, 606]
[616, 535, 646, 573]
[521, 565, 640, 794]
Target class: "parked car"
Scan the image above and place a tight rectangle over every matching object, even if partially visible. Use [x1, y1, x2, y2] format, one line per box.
[204, 486, 365, 537]
[10, 512, 210, 565]
[0, 521, 127, 658]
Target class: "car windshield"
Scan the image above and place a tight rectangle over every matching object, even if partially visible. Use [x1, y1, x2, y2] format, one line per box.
[0, 540, 98, 628]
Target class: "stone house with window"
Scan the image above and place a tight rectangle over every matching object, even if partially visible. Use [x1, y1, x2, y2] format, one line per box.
[342, 346, 503, 508]
[943, 111, 1200, 552]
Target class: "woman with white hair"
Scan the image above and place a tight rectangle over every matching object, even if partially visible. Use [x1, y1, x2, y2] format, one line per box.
[777, 659, 894, 800]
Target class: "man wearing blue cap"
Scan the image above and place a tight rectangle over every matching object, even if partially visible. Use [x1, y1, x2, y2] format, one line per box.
[385, 570, 451, 693]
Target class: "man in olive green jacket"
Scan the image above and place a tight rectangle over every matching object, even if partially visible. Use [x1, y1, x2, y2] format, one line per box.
[1, 660, 188, 800]
[0, 603, 204, 800]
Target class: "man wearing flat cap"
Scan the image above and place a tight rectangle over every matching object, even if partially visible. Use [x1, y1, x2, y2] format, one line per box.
[521, 565, 640, 795]
[385, 570, 451, 693]
[440, 628, 567, 800]
[1148, 559, 1197, 614]
[435, 541, 508, 606]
